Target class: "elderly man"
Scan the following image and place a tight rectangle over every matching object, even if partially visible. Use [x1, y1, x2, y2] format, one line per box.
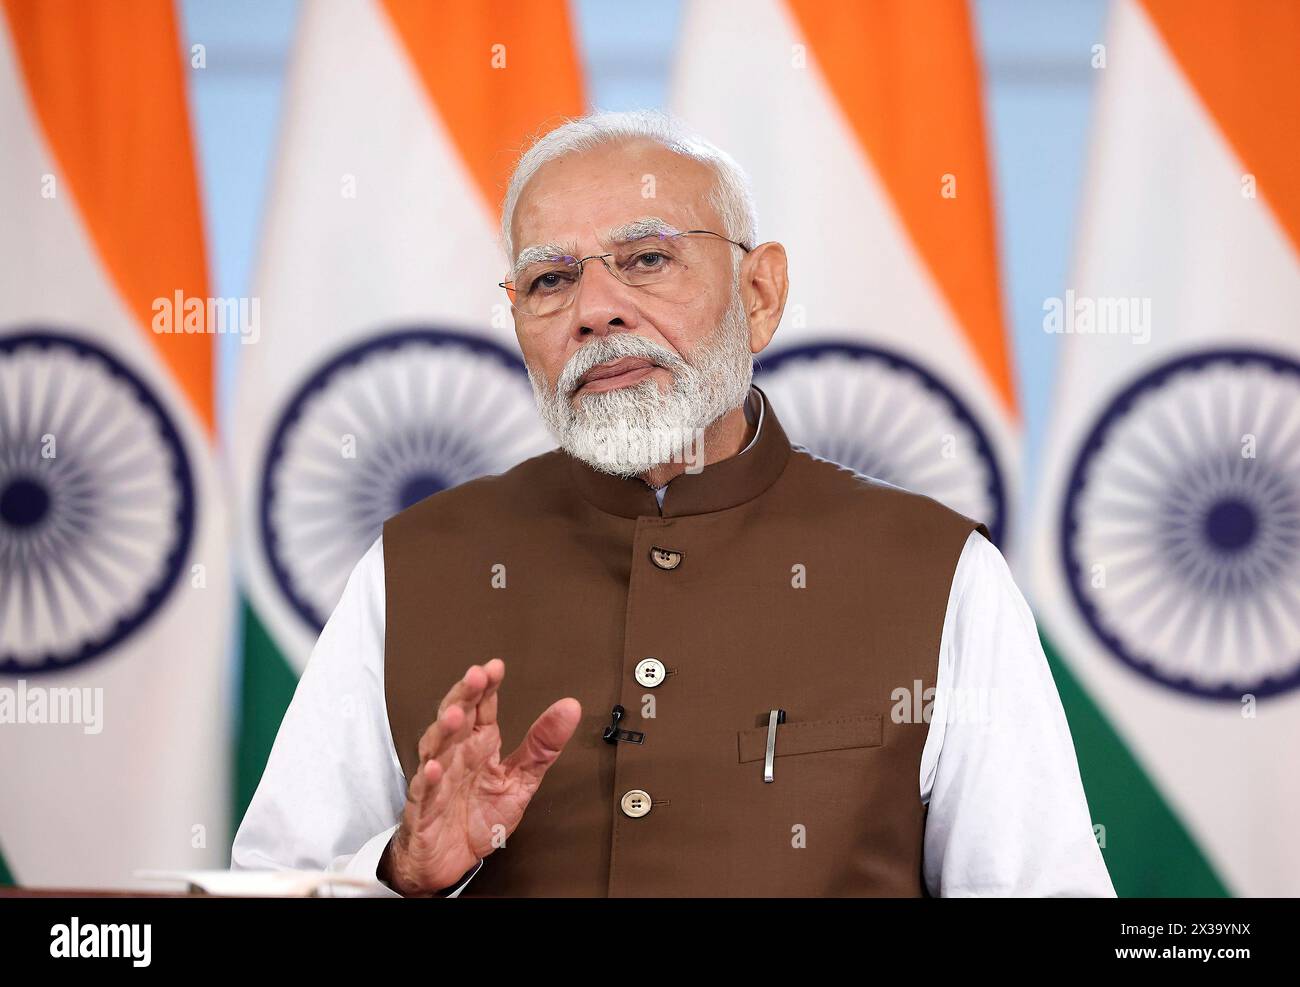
[233, 110, 1114, 898]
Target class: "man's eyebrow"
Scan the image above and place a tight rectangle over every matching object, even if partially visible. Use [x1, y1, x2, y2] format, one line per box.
[605, 217, 683, 243]
[510, 218, 685, 279]
[512, 242, 574, 279]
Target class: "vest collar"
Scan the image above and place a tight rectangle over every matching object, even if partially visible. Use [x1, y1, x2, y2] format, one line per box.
[564, 385, 792, 519]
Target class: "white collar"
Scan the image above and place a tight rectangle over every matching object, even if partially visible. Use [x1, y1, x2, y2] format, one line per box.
[654, 388, 764, 508]
[739, 386, 765, 455]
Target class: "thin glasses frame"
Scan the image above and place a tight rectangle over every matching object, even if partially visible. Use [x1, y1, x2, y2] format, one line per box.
[499, 229, 751, 316]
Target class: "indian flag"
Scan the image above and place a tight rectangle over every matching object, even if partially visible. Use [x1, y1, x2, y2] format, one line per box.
[0, 0, 232, 886]
[1030, 0, 1300, 896]
[670, 0, 1019, 553]
[232, 0, 585, 820]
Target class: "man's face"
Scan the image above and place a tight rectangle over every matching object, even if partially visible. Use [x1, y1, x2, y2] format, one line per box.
[508, 139, 755, 476]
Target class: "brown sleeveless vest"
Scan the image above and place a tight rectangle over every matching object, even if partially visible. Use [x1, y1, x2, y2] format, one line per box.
[383, 387, 989, 896]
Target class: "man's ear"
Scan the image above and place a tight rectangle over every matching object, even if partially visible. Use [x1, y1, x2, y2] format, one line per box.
[740, 241, 789, 355]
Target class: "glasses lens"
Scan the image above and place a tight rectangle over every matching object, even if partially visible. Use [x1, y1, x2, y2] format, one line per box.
[510, 257, 580, 316]
[614, 238, 686, 287]
[507, 237, 701, 315]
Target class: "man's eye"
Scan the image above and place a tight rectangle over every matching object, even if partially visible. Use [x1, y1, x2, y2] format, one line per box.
[526, 270, 574, 294]
[628, 251, 669, 270]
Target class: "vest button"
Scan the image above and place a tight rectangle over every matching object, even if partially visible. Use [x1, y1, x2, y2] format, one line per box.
[634, 657, 666, 688]
[620, 789, 652, 818]
[649, 546, 682, 570]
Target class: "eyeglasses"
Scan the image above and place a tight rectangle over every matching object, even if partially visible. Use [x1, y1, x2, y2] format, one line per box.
[500, 229, 751, 317]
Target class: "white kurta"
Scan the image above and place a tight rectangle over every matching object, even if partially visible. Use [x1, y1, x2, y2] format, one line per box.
[233, 402, 1116, 897]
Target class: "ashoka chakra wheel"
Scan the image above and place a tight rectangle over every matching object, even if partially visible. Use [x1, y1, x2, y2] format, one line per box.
[259, 328, 551, 632]
[756, 341, 1007, 544]
[0, 330, 195, 673]
[1061, 347, 1300, 699]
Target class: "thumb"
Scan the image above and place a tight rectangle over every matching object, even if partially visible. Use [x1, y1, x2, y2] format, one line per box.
[500, 697, 582, 785]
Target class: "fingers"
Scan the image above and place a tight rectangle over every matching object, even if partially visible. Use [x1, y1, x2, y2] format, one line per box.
[475, 659, 506, 728]
[415, 692, 468, 766]
[436, 662, 490, 717]
[501, 697, 582, 786]
[406, 744, 444, 811]
[430, 659, 505, 735]
[408, 661, 507, 819]
[408, 702, 463, 815]
[419, 660, 495, 762]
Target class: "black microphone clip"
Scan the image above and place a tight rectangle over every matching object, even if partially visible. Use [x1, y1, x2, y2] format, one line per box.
[602, 704, 645, 745]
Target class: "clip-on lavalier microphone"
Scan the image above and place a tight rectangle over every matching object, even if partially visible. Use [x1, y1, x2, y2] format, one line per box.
[602, 704, 645, 745]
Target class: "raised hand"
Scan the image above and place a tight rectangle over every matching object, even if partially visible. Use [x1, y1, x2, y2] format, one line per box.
[378, 659, 581, 896]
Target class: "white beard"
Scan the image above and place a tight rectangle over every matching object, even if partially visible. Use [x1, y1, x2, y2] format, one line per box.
[527, 289, 753, 478]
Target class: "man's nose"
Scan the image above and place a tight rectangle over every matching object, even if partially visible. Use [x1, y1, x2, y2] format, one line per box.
[570, 258, 638, 339]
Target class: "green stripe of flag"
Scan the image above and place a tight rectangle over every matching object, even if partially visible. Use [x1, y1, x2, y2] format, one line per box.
[0, 846, 13, 886]
[233, 600, 299, 834]
[1041, 631, 1229, 897]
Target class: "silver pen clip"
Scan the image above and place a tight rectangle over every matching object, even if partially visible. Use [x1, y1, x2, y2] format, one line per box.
[763, 708, 786, 783]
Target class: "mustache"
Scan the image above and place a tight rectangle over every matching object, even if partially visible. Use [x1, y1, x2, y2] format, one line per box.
[556, 334, 689, 398]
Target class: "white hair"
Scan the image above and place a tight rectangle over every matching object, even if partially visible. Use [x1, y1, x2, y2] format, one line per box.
[500, 109, 759, 267]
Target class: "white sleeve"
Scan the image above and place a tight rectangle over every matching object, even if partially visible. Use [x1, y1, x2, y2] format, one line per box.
[919, 531, 1116, 897]
[230, 535, 480, 897]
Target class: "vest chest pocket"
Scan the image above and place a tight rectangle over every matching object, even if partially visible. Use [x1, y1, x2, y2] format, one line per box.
[722, 712, 911, 895]
[736, 714, 883, 763]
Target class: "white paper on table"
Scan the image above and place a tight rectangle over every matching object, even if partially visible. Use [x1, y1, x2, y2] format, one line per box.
[133, 869, 389, 897]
